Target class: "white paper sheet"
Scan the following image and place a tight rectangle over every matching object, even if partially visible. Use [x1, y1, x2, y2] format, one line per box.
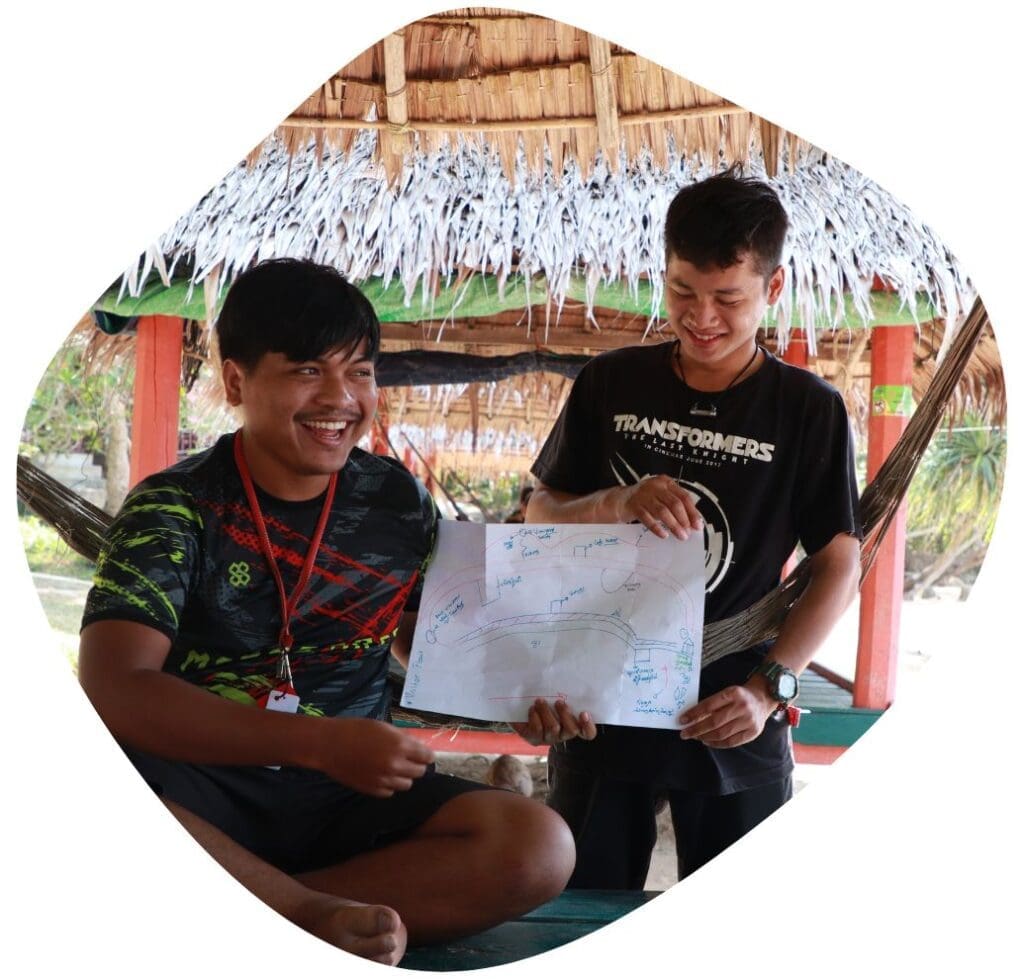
[400, 522, 705, 729]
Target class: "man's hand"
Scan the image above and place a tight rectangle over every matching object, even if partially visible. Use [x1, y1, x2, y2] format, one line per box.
[617, 475, 704, 540]
[511, 699, 598, 747]
[312, 718, 435, 797]
[677, 680, 778, 749]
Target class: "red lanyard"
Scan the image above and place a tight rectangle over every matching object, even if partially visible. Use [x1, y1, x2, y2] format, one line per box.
[233, 431, 338, 674]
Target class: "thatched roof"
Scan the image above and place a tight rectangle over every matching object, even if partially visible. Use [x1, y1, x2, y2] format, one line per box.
[275, 8, 810, 183]
[117, 136, 971, 353]
[83, 8, 998, 481]
[108, 9, 972, 355]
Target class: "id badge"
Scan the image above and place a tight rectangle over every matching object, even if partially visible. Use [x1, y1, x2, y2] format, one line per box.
[260, 683, 299, 770]
[261, 683, 300, 714]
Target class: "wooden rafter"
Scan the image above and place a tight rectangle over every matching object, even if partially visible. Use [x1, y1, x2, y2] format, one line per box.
[281, 101, 744, 133]
[468, 382, 480, 451]
[380, 320, 655, 351]
[314, 53, 675, 90]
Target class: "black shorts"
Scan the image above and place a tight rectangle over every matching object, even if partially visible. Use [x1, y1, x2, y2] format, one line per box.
[122, 745, 492, 875]
[548, 763, 792, 888]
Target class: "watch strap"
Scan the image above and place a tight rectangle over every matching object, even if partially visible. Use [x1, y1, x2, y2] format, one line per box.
[747, 659, 799, 706]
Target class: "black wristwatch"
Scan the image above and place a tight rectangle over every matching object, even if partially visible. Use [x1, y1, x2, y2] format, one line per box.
[747, 660, 799, 707]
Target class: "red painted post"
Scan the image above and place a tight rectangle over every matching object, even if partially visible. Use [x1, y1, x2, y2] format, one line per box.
[793, 743, 846, 765]
[129, 315, 183, 488]
[781, 327, 809, 369]
[854, 324, 916, 709]
[781, 329, 809, 578]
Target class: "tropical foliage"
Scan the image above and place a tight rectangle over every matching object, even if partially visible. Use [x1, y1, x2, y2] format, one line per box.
[20, 338, 127, 460]
[440, 470, 526, 522]
[19, 513, 94, 581]
[904, 418, 1005, 596]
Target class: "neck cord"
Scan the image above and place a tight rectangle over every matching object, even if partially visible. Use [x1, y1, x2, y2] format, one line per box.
[232, 431, 338, 683]
[679, 342, 761, 418]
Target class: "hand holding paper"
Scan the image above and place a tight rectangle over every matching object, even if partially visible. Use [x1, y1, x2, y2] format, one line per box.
[511, 698, 598, 746]
[401, 523, 705, 730]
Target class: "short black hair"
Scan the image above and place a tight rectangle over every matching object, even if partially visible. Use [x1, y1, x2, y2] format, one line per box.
[215, 258, 381, 370]
[664, 168, 789, 279]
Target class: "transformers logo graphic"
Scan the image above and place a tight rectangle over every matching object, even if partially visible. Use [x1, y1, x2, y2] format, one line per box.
[610, 455, 733, 593]
[680, 479, 732, 593]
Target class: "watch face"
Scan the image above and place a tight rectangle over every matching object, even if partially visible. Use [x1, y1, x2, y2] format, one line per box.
[776, 672, 798, 700]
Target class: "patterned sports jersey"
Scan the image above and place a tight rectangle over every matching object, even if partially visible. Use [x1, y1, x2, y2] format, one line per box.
[82, 432, 438, 720]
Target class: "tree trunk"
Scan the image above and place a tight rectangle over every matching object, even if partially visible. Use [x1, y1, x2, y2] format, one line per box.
[104, 392, 131, 515]
[908, 533, 979, 599]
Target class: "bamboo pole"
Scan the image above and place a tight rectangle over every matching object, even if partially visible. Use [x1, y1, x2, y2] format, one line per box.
[281, 102, 746, 133]
[382, 30, 410, 179]
[588, 33, 620, 163]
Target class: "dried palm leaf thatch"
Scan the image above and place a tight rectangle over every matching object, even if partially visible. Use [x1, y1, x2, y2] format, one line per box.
[17, 297, 991, 733]
[281, 12, 750, 184]
[122, 136, 971, 356]
[911, 321, 1004, 428]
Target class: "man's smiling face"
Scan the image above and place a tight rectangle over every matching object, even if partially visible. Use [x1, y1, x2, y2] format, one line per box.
[222, 340, 378, 500]
[665, 251, 784, 383]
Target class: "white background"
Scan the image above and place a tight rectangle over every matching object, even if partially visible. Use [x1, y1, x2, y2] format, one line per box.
[2, 2, 1019, 975]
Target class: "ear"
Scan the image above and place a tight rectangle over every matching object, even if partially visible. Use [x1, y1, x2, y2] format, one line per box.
[766, 265, 785, 305]
[222, 359, 245, 408]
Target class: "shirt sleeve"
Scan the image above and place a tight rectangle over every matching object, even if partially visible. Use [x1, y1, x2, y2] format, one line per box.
[402, 477, 439, 614]
[530, 359, 603, 494]
[81, 478, 202, 641]
[794, 386, 864, 556]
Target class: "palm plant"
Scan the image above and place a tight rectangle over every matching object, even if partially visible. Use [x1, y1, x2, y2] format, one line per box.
[904, 416, 1005, 597]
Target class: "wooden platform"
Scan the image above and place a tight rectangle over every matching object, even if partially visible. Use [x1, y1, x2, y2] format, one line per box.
[394, 673, 882, 969]
[399, 890, 660, 971]
[793, 668, 883, 749]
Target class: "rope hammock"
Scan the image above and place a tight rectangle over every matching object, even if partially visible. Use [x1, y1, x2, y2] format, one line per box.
[17, 297, 990, 730]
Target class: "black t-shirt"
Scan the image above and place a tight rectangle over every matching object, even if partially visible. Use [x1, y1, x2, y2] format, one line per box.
[82, 432, 437, 721]
[531, 342, 861, 793]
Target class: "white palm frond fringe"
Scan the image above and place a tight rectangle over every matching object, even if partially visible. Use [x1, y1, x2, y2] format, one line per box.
[121, 133, 973, 353]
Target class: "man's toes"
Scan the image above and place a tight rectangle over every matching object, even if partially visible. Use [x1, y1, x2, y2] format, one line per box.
[352, 930, 402, 965]
[346, 904, 400, 938]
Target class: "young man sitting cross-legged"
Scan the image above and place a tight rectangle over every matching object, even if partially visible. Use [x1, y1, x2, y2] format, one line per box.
[78, 259, 583, 965]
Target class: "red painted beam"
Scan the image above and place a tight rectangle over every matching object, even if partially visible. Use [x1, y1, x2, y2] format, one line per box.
[404, 727, 548, 757]
[406, 728, 850, 766]
[855, 324, 915, 709]
[130, 315, 183, 487]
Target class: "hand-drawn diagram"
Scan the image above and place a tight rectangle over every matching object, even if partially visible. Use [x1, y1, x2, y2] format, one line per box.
[401, 523, 704, 730]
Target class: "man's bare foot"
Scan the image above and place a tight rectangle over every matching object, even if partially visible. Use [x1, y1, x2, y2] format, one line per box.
[486, 755, 533, 797]
[292, 892, 407, 965]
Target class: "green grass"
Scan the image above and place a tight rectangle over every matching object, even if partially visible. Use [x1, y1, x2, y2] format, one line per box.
[20, 513, 96, 580]
[20, 515, 92, 671]
[29, 575, 86, 673]
[32, 575, 90, 633]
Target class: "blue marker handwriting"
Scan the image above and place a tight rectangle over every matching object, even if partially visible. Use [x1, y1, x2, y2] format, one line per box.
[550, 585, 585, 612]
[433, 595, 465, 626]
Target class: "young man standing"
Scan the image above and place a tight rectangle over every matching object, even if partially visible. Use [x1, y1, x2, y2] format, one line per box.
[526, 171, 862, 887]
[79, 259, 575, 964]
